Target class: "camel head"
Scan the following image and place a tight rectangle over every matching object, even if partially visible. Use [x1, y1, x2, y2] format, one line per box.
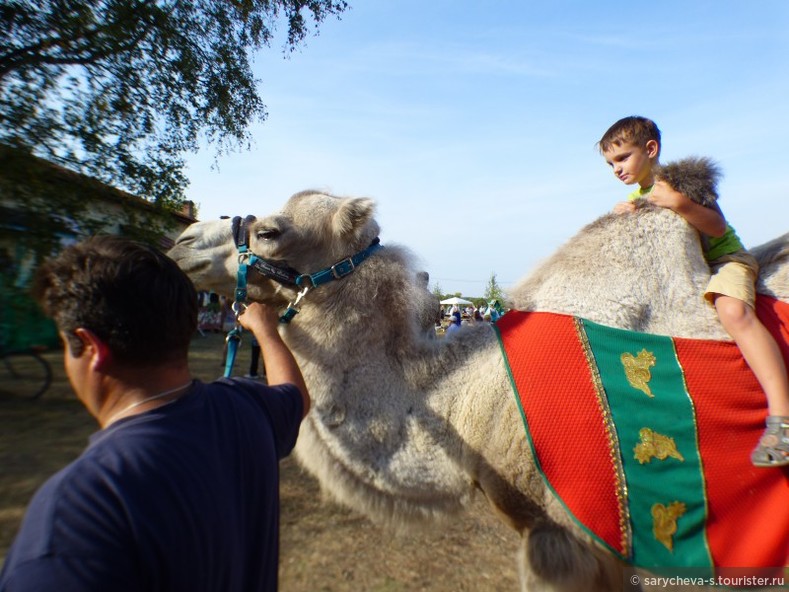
[169, 190, 382, 308]
[167, 215, 243, 299]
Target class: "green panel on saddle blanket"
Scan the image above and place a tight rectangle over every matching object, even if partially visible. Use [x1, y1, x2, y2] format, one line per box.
[580, 318, 714, 574]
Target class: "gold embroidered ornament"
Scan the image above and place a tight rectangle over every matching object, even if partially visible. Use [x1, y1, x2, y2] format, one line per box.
[634, 428, 685, 464]
[621, 349, 657, 397]
[652, 501, 687, 552]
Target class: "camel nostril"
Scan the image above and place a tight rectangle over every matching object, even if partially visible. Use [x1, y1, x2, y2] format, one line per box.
[174, 233, 196, 246]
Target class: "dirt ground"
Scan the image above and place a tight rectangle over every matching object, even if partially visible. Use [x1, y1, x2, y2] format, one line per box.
[0, 332, 520, 591]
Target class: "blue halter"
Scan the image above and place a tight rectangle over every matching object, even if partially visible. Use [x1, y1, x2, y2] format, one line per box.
[223, 215, 382, 377]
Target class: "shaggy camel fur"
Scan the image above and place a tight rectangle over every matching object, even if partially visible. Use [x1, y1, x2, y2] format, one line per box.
[168, 191, 788, 592]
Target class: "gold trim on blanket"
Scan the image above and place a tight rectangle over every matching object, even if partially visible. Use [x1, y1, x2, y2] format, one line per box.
[575, 317, 632, 557]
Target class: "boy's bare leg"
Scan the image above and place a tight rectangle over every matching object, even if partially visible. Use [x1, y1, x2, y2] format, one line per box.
[715, 295, 789, 466]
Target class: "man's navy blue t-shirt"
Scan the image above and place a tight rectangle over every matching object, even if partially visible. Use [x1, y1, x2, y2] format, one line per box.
[0, 378, 303, 592]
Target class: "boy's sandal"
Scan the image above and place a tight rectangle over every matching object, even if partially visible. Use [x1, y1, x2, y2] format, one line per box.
[751, 417, 789, 468]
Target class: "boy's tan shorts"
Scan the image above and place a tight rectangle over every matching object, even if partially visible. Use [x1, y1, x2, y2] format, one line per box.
[704, 251, 759, 308]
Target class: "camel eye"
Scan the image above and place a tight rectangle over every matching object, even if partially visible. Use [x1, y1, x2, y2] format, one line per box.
[256, 228, 280, 241]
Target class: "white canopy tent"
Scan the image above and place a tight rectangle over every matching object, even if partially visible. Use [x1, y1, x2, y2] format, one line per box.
[440, 297, 473, 306]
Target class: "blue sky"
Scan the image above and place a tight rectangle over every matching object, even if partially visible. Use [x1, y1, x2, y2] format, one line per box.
[184, 0, 789, 297]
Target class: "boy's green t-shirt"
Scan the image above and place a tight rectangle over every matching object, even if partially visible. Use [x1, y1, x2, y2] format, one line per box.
[626, 186, 744, 261]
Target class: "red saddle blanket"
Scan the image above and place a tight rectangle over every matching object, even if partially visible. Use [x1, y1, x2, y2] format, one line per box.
[494, 296, 789, 576]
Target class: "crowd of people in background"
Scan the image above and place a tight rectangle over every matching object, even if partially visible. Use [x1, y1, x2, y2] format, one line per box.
[437, 300, 506, 336]
[198, 289, 507, 343]
[196, 291, 265, 379]
[196, 291, 234, 335]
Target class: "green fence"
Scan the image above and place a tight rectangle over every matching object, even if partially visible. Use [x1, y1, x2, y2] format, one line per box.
[0, 278, 58, 351]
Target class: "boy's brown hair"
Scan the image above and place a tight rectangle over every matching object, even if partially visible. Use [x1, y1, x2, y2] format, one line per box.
[597, 115, 662, 156]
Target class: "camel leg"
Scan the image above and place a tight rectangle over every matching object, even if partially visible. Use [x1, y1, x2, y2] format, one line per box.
[517, 522, 642, 592]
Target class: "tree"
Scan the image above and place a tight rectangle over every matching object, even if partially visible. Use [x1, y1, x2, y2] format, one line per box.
[0, 0, 349, 209]
[483, 271, 505, 304]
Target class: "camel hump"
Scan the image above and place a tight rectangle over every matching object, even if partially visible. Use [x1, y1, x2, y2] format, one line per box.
[752, 232, 789, 301]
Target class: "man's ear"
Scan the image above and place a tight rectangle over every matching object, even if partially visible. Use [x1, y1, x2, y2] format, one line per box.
[73, 328, 113, 371]
[646, 139, 660, 159]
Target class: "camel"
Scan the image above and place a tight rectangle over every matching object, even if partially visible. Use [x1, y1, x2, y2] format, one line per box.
[168, 190, 789, 591]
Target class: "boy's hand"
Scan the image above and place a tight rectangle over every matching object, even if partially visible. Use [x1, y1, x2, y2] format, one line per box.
[649, 180, 727, 236]
[647, 181, 685, 211]
[613, 201, 637, 214]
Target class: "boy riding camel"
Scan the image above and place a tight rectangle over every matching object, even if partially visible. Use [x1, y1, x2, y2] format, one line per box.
[598, 115, 789, 467]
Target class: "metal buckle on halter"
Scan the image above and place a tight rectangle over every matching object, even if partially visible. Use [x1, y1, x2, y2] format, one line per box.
[231, 300, 247, 319]
[279, 286, 310, 324]
[295, 274, 315, 288]
[235, 253, 252, 304]
[331, 257, 355, 279]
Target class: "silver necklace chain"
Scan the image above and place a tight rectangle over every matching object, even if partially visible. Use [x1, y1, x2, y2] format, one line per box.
[105, 381, 193, 427]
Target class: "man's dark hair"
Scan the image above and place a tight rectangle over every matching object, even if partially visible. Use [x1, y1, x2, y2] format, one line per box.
[33, 235, 198, 365]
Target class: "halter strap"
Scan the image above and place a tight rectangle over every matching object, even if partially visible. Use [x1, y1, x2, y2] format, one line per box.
[295, 238, 381, 288]
[249, 256, 300, 286]
[227, 214, 383, 347]
[223, 215, 257, 377]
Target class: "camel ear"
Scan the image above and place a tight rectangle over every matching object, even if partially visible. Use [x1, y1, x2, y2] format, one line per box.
[333, 197, 376, 238]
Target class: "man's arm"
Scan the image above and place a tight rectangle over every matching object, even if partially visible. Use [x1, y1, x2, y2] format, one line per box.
[238, 302, 310, 417]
